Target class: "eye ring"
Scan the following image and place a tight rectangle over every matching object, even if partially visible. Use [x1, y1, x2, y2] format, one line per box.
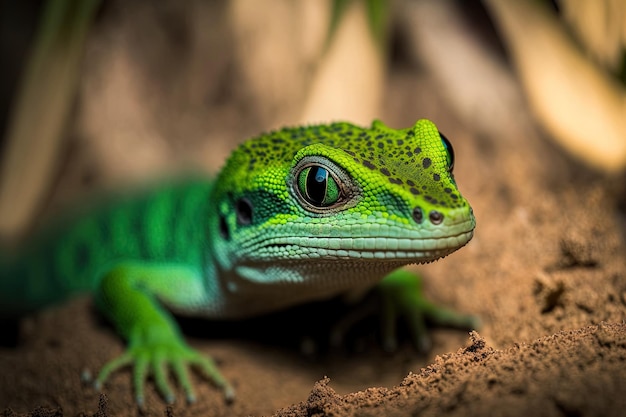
[291, 154, 360, 214]
[296, 163, 343, 209]
[439, 132, 455, 172]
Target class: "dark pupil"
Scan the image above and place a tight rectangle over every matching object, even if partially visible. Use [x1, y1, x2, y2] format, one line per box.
[306, 166, 328, 204]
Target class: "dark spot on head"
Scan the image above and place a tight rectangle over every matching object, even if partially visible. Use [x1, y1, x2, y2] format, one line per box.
[380, 168, 391, 176]
[219, 215, 229, 240]
[414, 147, 421, 154]
[236, 198, 253, 225]
[433, 173, 440, 181]
[451, 194, 458, 200]
[422, 158, 432, 169]
[363, 160, 376, 170]
[410, 187, 420, 195]
[413, 207, 424, 223]
[389, 177, 403, 185]
[396, 139, 404, 146]
[429, 211, 444, 225]
[444, 187, 452, 193]
[406, 180, 415, 187]
[377, 142, 384, 149]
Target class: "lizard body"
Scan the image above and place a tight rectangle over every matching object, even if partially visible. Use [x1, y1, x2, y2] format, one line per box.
[0, 119, 475, 405]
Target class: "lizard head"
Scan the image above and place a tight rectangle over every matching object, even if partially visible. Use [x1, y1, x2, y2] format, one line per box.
[209, 119, 475, 310]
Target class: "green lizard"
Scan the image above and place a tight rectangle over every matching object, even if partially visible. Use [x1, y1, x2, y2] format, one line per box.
[0, 119, 476, 406]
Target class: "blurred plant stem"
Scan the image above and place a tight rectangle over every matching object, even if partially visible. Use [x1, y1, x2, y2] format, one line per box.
[484, 0, 626, 173]
[559, 0, 626, 78]
[0, 0, 100, 242]
[328, 0, 388, 50]
[300, 0, 388, 125]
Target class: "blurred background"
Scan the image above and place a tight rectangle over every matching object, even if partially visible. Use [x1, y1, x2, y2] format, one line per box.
[0, 0, 625, 241]
[2, 2, 626, 414]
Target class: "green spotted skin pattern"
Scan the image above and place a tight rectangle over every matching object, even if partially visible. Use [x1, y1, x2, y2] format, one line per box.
[1, 119, 474, 320]
[0, 119, 475, 404]
[208, 119, 475, 317]
[0, 181, 214, 316]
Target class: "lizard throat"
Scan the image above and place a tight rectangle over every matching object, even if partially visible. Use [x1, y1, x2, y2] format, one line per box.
[212, 229, 473, 318]
[217, 260, 409, 318]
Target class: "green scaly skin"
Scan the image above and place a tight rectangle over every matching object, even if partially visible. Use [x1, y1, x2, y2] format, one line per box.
[0, 119, 476, 406]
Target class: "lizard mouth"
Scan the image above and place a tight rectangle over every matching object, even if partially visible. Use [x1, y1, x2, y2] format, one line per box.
[226, 228, 473, 309]
[238, 229, 474, 264]
[224, 218, 474, 314]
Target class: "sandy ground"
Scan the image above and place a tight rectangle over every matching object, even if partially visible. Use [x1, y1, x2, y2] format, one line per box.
[1, 3, 626, 416]
[2, 70, 625, 416]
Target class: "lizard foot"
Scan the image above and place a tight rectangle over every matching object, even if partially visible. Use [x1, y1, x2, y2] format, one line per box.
[93, 335, 235, 407]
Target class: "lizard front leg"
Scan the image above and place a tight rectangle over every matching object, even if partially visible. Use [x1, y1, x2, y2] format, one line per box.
[93, 262, 234, 406]
[376, 269, 481, 352]
[329, 269, 480, 353]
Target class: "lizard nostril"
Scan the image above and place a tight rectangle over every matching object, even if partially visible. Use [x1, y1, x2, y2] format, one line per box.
[429, 210, 444, 225]
[412, 207, 424, 224]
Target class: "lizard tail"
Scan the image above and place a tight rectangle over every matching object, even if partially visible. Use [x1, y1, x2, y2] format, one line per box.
[0, 245, 89, 318]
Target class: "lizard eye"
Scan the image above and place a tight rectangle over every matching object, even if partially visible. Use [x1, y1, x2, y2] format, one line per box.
[440, 133, 455, 172]
[297, 164, 341, 208]
[291, 152, 359, 213]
